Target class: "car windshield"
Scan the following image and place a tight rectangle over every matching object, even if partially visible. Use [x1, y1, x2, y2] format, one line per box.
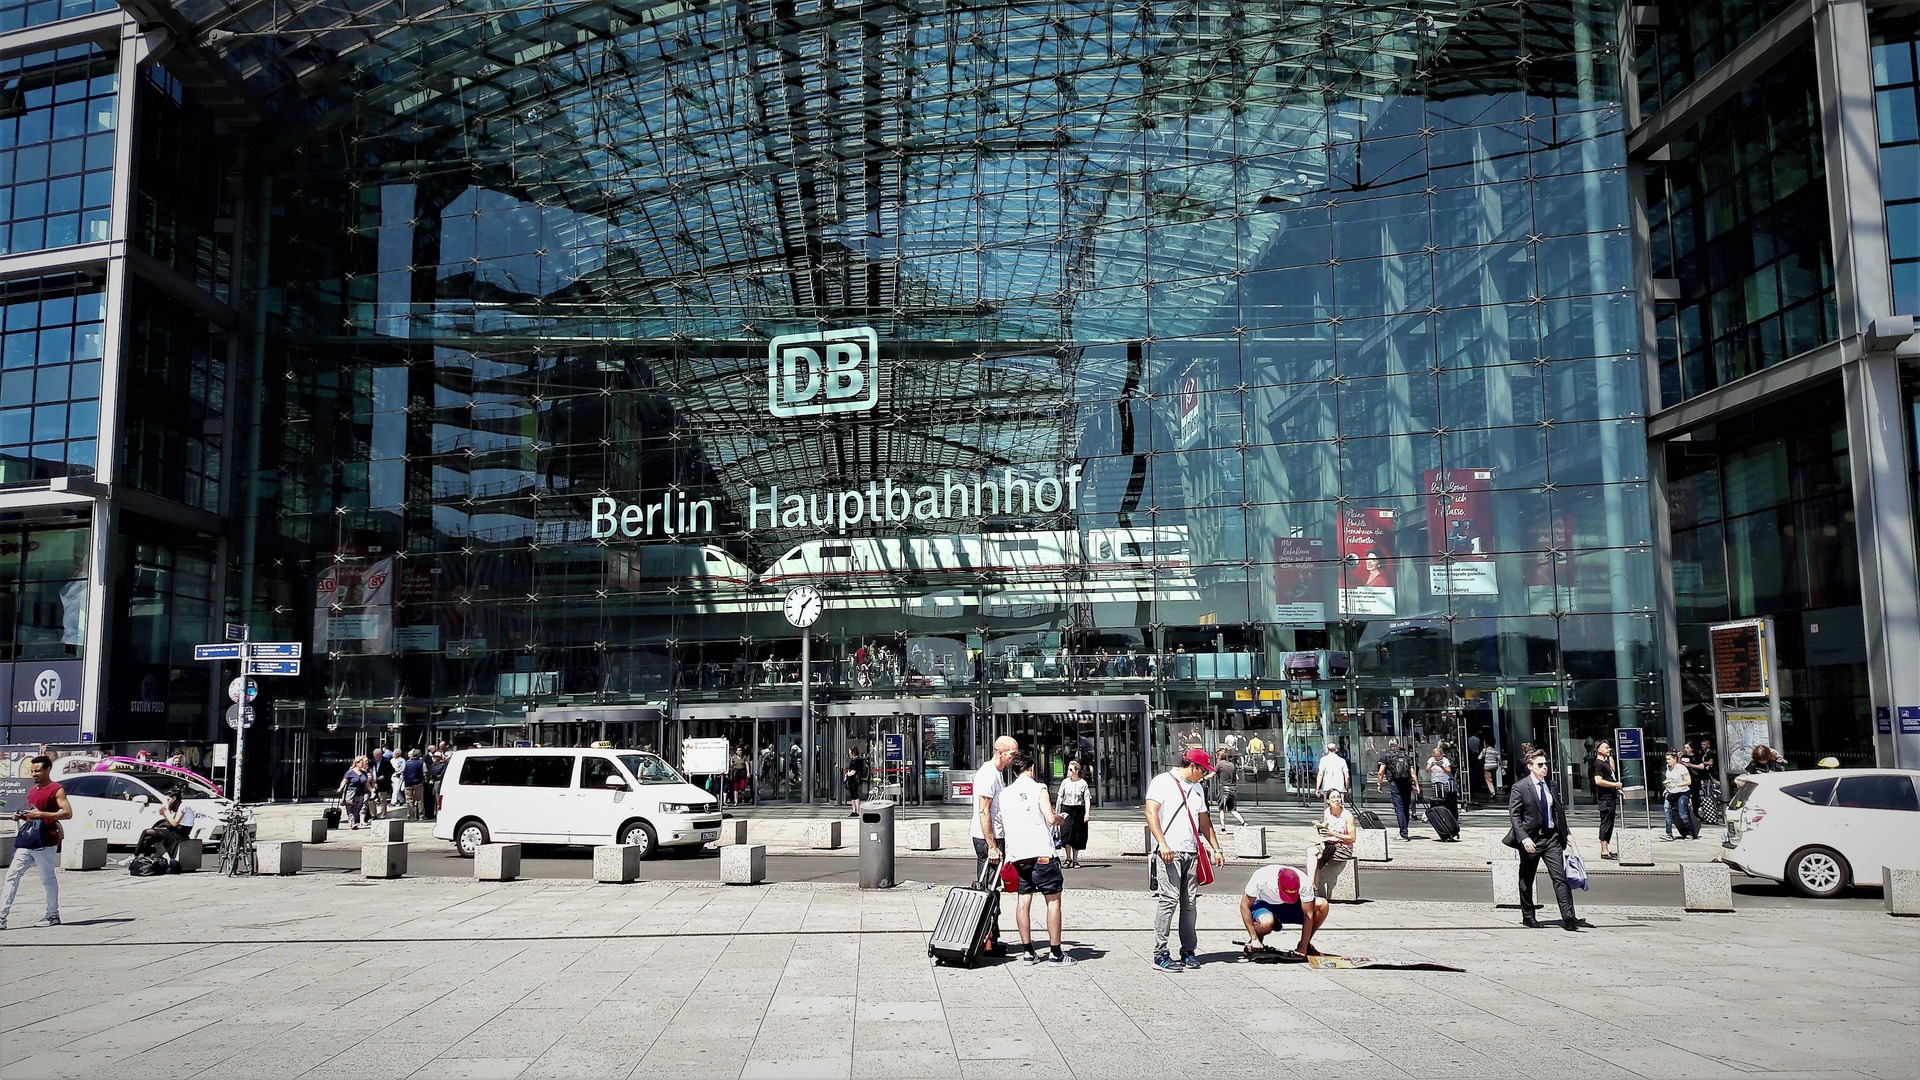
[111, 767, 222, 801]
[619, 754, 685, 785]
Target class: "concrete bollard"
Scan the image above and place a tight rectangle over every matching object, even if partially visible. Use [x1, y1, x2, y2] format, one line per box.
[60, 836, 108, 871]
[1682, 862, 1734, 912]
[174, 838, 204, 873]
[1354, 828, 1390, 862]
[1884, 867, 1920, 916]
[373, 819, 406, 843]
[1233, 826, 1267, 859]
[1492, 860, 1536, 908]
[907, 820, 940, 851]
[721, 844, 766, 885]
[594, 844, 642, 883]
[1317, 860, 1359, 902]
[1617, 828, 1653, 867]
[1117, 824, 1152, 856]
[362, 842, 407, 879]
[1486, 834, 1518, 864]
[807, 820, 842, 850]
[0, 835, 13, 866]
[719, 820, 748, 846]
[475, 843, 520, 881]
[256, 841, 303, 876]
[297, 818, 328, 844]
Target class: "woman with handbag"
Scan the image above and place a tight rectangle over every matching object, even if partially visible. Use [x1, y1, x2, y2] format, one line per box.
[1056, 761, 1091, 868]
[338, 756, 372, 829]
[3, 754, 72, 929]
[1662, 751, 1696, 840]
[1426, 745, 1458, 836]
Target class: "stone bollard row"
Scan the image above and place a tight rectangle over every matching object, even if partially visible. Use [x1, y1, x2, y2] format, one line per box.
[1318, 860, 1360, 902]
[256, 841, 303, 876]
[1682, 862, 1734, 912]
[362, 842, 407, 879]
[721, 844, 766, 885]
[59, 836, 107, 871]
[1884, 868, 1920, 916]
[595, 844, 642, 883]
[1354, 828, 1390, 862]
[719, 819, 749, 846]
[1233, 826, 1267, 860]
[475, 843, 520, 882]
[807, 820, 842, 850]
[907, 821, 940, 851]
[175, 838, 204, 873]
[1491, 861, 1537, 908]
[296, 818, 328, 844]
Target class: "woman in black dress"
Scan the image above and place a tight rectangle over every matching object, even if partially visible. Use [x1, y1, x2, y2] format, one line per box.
[1056, 760, 1091, 867]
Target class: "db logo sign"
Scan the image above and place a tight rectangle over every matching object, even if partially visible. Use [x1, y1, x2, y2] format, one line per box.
[767, 327, 879, 417]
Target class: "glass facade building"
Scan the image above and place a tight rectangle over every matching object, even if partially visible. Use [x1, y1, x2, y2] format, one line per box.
[1, 0, 1913, 801]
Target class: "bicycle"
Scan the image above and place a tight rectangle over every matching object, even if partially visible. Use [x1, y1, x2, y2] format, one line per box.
[216, 804, 256, 876]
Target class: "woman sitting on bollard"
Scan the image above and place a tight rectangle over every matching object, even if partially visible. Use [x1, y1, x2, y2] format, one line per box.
[1306, 788, 1357, 891]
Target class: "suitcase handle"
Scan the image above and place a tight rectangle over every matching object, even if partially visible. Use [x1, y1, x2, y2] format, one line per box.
[974, 855, 1003, 891]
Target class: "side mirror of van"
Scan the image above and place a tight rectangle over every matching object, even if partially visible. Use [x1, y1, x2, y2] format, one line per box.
[605, 775, 629, 789]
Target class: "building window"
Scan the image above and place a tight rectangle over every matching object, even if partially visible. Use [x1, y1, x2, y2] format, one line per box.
[0, 0, 116, 33]
[0, 44, 116, 256]
[0, 273, 104, 483]
[1873, 14, 1920, 316]
[0, 522, 88, 661]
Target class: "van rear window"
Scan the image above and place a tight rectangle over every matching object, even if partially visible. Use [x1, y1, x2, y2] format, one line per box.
[460, 755, 576, 788]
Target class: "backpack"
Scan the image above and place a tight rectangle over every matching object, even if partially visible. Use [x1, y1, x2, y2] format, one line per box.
[128, 854, 167, 877]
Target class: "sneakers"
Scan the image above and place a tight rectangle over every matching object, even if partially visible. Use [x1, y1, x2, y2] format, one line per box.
[29, 917, 58, 928]
[1153, 952, 1182, 972]
[1180, 953, 1200, 970]
[1047, 951, 1074, 965]
[1023, 948, 1043, 964]
[1237, 946, 1256, 963]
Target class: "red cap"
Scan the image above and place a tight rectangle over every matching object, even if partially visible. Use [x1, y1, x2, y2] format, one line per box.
[1276, 866, 1302, 902]
[1181, 748, 1214, 771]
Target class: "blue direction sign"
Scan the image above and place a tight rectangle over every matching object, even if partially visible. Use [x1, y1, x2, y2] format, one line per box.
[248, 642, 302, 659]
[1900, 707, 1920, 736]
[245, 659, 302, 676]
[883, 733, 905, 762]
[1614, 727, 1644, 761]
[225, 623, 248, 642]
[1878, 707, 1893, 735]
[193, 643, 245, 661]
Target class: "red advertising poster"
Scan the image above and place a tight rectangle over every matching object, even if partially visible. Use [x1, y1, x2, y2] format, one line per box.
[1272, 536, 1328, 625]
[1337, 508, 1396, 616]
[1176, 363, 1203, 449]
[1424, 467, 1497, 596]
[313, 554, 395, 654]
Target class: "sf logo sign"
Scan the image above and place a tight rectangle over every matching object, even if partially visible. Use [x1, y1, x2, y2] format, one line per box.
[767, 327, 879, 417]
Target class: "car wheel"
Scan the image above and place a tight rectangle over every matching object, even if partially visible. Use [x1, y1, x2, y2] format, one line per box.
[454, 819, 489, 858]
[620, 821, 657, 858]
[1787, 846, 1849, 899]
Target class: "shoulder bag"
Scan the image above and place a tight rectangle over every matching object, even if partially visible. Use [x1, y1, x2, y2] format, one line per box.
[1562, 843, 1590, 891]
[1172, 778, 1215, 887]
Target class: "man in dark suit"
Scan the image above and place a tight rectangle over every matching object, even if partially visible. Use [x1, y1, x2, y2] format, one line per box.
[1503, 751, 1593, 931]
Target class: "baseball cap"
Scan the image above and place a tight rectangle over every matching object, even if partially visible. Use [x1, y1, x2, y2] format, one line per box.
[1180, 747, 1214, 771]
[1275, 866, 1302, 903]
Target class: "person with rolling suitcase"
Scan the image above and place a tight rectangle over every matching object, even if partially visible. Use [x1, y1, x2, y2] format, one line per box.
[969, 736, 1018, 956]
[1425, 745, 1460, 842]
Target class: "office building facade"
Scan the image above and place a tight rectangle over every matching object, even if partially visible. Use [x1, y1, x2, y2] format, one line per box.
[0, 0, 1912, 801]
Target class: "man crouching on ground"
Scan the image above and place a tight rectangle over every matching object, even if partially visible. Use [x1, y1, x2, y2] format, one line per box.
[1237, 862, 1327, 961]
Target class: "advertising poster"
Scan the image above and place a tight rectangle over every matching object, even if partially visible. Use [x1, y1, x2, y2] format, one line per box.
[1272, 536, 1328, 625]
[1176, 363, 1204, 449]
[314, 555, 395, 654]
[1337, 507, 1396, 616]
[1425, 468, 1498, 596]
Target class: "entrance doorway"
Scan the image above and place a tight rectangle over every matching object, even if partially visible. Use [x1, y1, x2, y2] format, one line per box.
[825, 700, 973, 806]
[993, 696, 1148, 804]
[674, 703, 802, 805]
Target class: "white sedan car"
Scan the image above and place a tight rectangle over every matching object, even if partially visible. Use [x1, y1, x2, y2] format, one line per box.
[56, 769, 233, 847]
[1723, 768, 1920, 898]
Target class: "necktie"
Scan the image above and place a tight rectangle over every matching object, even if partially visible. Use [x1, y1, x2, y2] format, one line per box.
[1540, 782, 1551, 830]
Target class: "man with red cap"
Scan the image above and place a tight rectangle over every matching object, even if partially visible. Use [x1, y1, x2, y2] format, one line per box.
[1238, 863, 1328, 960]
[1144, 746, 1224, 971]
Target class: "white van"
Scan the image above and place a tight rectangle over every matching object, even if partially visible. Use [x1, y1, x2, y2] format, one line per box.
[433, 747, 722, 858]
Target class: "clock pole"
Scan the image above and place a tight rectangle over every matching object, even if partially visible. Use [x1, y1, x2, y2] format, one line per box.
[800, 629, 813, 804]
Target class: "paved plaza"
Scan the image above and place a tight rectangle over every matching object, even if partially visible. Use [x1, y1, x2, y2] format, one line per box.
[2, 866, 1914, 1079]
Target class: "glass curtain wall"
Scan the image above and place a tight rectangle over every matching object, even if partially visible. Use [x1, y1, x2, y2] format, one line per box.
[200, 0, 1657, 800]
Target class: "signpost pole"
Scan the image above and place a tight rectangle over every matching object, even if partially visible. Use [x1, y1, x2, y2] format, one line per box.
[800, 630, 813, 804]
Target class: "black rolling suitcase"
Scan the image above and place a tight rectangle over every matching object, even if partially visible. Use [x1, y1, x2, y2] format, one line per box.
[1354, 809, 1385, 832]
[929, 861, 1001, 968]
[1427, 804, 1460, 840]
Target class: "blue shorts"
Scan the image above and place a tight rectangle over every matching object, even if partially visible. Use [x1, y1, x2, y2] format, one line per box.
[1250, 901, 1305, 928]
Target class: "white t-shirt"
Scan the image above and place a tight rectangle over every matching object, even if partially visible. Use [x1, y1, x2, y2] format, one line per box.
[1427, 756, 1452, 785]
[1057, 777, 1089, 807]
[1244, 864, 1316, 906]
[1000, 774, 1054, 862]
[1145, 770, 1208, 853]
[969, 760, 1005, 840]
[1317, 753, 1349, 792]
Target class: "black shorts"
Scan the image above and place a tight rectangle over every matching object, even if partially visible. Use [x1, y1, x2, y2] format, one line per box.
[1013, 856, 1063, 895]
[1221, 790, 1238, 812]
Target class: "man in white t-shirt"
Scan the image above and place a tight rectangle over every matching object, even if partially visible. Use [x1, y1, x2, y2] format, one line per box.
[1316, 743, 1349, 802]
[1238, 864, 1328, 961]
[970, 735, 1018, 954]
[1143, 747, 1224, 971]
[1000, 751, 1071, 963]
